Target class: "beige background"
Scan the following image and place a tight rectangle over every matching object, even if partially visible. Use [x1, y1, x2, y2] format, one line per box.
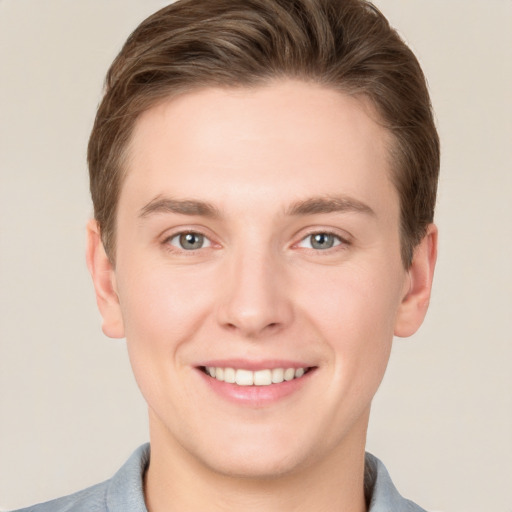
[1, 1, 511, 511]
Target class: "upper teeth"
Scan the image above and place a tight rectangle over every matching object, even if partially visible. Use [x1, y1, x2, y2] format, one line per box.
[205, 367, 306, 386]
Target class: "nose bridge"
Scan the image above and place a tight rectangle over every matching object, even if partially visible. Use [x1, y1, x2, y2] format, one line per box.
[217, 240, 292, 337]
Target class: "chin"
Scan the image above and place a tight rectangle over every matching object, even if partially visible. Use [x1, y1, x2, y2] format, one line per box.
[203, 448, 307, 480]
[186, 424, 322, 480]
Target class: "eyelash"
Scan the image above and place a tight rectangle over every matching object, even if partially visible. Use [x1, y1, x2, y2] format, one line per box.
[163, 230, 213, 253]
[298, 231, 348, 251]
[294, 230, 350, 252]
[162, 229, 350, 254]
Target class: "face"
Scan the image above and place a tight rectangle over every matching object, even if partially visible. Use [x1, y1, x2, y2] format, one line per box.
[89, 80, 435, 479]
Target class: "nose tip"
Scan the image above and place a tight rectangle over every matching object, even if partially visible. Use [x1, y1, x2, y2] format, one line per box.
[223, 313, 283, 338]
[216, 255, 293, 338]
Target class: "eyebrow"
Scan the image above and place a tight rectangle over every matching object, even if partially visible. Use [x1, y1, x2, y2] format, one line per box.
[286, 195, 376, 217]
[139, 194, 375, 220]
[139, 197, 221, 219]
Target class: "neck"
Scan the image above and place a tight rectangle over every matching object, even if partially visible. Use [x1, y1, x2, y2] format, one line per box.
[144, 411, 369, 512]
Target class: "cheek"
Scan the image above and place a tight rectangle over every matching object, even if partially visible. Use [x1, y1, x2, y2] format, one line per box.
[302, 260, 402, 330]
[298, 260, 404, 377]
[116, 261, 216, 356]
[116, 263, 217, 416]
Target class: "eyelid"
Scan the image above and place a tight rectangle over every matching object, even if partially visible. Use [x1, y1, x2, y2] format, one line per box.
[297, 234, 341, 250]
[293, 228, 352, 250]
[168, 232, 212, 249]
[159, 225, 351, 253]
[161, 226, 219, 253]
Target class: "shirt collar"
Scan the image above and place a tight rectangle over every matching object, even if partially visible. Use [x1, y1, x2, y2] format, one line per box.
[106, 444, 150, 512]
[365, 452, 426, 512]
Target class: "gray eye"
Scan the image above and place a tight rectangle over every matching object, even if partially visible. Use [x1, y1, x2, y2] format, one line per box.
[297, 232, 342, 250]
[310, 233, 336, 250]
[170, 232, 210, 250]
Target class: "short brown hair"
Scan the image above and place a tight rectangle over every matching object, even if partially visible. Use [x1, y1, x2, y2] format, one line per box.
[88, 0, 439, 266]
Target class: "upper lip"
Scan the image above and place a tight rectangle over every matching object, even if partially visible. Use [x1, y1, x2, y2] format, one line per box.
[196, 359, 315, 371]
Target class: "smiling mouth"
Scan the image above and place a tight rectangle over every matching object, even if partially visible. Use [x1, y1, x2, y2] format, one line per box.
[200, 366, 314, 386]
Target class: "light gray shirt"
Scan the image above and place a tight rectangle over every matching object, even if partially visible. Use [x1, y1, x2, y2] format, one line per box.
[11, 444, 427, 512]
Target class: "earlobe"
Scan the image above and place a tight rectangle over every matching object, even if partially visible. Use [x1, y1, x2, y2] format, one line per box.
[86, 219, 125, 339]
[394, 224, 438, 338]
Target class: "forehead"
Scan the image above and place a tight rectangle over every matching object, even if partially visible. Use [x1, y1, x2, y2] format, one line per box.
[122, 80, 397, 217]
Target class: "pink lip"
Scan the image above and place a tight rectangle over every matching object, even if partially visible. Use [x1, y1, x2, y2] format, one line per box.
[194, 362, 317, 407]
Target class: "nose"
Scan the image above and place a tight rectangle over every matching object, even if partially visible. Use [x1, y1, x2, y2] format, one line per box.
[216, 248, 294, 339]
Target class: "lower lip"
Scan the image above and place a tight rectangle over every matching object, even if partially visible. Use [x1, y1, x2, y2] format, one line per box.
[196, 368, 315, 407]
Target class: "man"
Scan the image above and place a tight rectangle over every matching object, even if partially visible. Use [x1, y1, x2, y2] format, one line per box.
[14, 0, 438, 510]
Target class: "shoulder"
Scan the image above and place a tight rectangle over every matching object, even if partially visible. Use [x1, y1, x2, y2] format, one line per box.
[8, 480, 109, 512]
[365, 452, 428, 512]
[9, 444, 150, 512]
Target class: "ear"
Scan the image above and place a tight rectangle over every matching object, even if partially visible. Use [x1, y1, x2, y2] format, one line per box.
[86, 219, 125, 338]
[394, 224, 438, 338]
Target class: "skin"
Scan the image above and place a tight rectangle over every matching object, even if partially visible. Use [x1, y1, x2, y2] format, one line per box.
[87, 80, 437, 512]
